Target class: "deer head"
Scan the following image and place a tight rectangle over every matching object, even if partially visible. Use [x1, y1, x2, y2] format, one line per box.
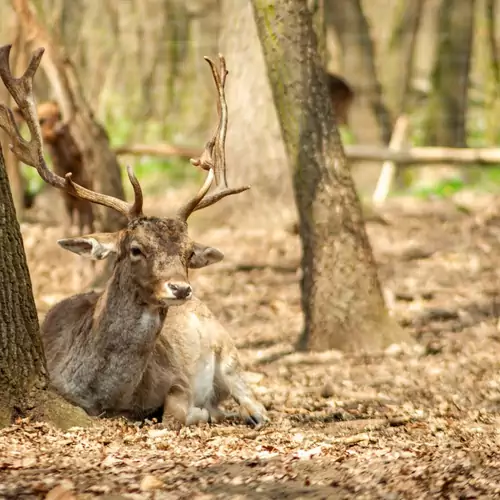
[0, 45, 249, 307]
[36, 100, 62, 143]
[325, 73, 354, 127]
[12, 100, 62, 143]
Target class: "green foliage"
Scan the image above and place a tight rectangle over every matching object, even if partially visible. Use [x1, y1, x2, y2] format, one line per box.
[103, 112, 201, 197]
[123, 157, 200, 198]
[339, 126, 355, 145]
[390, 104, 500, 199]
[23, 165, 45, 198]
[409, 177, 466, 199]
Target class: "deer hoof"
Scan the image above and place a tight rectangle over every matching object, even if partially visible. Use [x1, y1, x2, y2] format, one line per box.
[241, 403, 269, 429]
[245, 413, 267, 429]
[186, 407, 210, 426]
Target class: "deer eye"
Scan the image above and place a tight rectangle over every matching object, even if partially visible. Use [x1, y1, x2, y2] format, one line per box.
[130, 246, 144, 258]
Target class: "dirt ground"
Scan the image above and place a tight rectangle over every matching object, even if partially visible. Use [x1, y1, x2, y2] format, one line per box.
[2, 189, 500, 499]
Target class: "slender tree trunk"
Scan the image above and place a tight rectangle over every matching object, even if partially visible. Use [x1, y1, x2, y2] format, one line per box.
[424, 0, 475, 147]
[385, 0, 426, 115]
[484, 0, 500, 144]
[0, 143, 91, 428]
[383, 0, 425, 191]
[251, 0, 408, 352]
[485, 0, 500, 87]
[325, 0, 392, 145]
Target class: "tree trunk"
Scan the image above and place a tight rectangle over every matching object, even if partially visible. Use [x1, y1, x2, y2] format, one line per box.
[309, 0, 327, 65]
[12, 0, 127, 233]
[424, 0, 475, 147]
[325, 0, 392, 145]
[483, 0, 500, 145]
[0, 143, 91, 429]
[218, 0, 294, 220]
[385, 0, 426, 115]
[0, 12, 27, 218]
[324, 0, 393, 194]
[251, 0, 408, 352]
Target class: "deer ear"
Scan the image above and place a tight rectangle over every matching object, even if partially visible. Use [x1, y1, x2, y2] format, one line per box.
[57, 233, 120, 260]
[189, 243, 224, 269]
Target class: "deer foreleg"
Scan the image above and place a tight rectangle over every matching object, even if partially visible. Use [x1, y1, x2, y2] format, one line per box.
[214, 352, 268, 428]
[163, 379, 209, 427]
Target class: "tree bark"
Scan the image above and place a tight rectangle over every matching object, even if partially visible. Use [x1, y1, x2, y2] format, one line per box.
[424, 0, 475, 147]
[0, 143, 92, 429]
[385, 0, 426, 115]
[12, 0, 127, 233]
[251, 0, 408, 352]
[218, 0, 294, 216]
[483, 0, 500, 145]
[325, 0, 393, 145]
[0, 12, 27, 218]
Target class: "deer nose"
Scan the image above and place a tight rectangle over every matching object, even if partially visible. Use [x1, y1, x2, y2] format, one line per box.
[167, 282, 192, 300]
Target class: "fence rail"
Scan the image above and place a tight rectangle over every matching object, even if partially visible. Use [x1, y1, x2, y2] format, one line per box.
[115, 143, 500, 166]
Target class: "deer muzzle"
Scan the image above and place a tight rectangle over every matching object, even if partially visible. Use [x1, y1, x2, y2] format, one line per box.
[157, 280, 193, 304]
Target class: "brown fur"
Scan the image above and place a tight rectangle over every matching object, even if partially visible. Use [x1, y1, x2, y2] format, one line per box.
[326, 73, 354, 127]
[17, 101, 94, 233]
[42, 216, 267, 428]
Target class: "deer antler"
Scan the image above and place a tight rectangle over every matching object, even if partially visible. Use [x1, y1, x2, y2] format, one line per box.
[176, 54, 250, 222]
[0, 44, 143, 220]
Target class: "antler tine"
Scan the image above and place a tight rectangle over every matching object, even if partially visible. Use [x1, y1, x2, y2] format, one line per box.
[176, 169, 215, 221]
[0, 44, 143, 221]
[126, 165, 144, 218]
[190, 54, 250, 212]
[205, 54, 228, 188]
[177, 54, 249, 221]
[188, 55, 227, 184]
[64, 165, 143, 218]
[192, 184, 250, 212]
[0, 45, 59, 179]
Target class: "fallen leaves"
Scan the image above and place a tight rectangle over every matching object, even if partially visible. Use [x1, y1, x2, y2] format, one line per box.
[4, 193, 500, 498]
[139, 474, 164, 491]
[45, 481, 76, 500]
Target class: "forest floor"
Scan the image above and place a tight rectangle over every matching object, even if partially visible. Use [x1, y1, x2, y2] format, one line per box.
[2, 189, 500, 499]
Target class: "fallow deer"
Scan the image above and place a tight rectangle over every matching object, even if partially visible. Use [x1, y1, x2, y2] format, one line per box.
[0, 45, 268, 428]
[326, 72, 354, 127]
[14, 99, 94, 234]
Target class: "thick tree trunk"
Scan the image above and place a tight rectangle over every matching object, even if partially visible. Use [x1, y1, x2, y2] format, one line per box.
[424, 0, 475, 147]
[251, 0, 408, 352]
[0, 144, 91, 428]
[12, 0, 127, 233]
[0, 13, 27, 218]
[218, 0, 294, 217]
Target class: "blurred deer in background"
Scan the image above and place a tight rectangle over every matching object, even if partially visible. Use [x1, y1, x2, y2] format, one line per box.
[326, 72, 354, 127]
[14, 99, 94, 234]
[0, 45, 267, 429]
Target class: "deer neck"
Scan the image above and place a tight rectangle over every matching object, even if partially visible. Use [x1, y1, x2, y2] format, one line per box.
[92, 264, 168, 352]
[73, 263, 168, 412]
